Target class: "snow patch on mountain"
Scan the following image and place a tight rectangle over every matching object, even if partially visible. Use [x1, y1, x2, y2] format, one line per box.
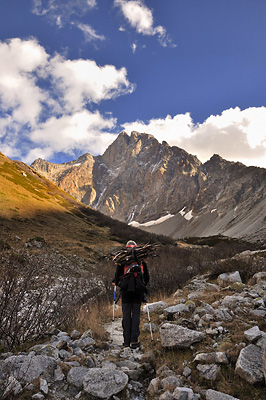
[179, 207, 186, 216]
[184, 210, 193, 221]
[129, 213, 174, 228]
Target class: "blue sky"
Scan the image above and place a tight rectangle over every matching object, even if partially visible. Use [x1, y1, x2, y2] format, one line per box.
[0, 0, 266, 167]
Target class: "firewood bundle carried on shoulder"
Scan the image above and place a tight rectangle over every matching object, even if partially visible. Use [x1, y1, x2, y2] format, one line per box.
[106, 242, 160, 266]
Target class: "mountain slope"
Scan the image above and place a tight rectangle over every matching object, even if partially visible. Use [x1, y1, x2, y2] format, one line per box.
[0, 152, 161, 264]
[31, 132, 266, 243]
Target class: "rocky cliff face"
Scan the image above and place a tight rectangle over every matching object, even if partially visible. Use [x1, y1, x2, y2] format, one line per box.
[31, 131, 266, 242]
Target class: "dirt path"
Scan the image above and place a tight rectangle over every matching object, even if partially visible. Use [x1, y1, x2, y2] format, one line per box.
[104, 317, 124, 345]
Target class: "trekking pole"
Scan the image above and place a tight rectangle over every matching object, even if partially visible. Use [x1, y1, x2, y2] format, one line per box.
[146, 303, 153, 342]
[111, 285, 116, 340]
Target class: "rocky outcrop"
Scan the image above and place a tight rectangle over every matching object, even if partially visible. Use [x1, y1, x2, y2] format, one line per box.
[31, 131, 266, 242]
[143, 267, 266, 398]
[0, 329, 152, 400]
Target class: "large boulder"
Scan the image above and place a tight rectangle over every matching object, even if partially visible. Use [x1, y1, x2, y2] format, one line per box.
[67, 366, 89, 388]
[1, 355, 57, 385]
[206, 389, 239, 400]
[235, 344, 264, 384]
[83, 368, 128, 398]
[217, 271, 242, 287]
[160, 323, 204, 348]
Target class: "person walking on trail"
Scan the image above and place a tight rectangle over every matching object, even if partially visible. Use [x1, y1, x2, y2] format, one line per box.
[112, 240, 150, 349]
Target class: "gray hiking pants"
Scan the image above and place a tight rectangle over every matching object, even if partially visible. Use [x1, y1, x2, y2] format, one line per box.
[122, 302, 141, 345]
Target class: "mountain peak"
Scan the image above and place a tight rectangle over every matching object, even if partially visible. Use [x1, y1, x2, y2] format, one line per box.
[210, 154, 225, 162]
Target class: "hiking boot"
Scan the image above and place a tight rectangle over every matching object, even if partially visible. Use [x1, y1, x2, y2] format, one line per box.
[123, 342, 130, 347]
[130, 341, 140, 349]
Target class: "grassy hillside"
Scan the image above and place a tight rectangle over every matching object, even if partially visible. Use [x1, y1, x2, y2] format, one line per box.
[0, 152, 171, 263]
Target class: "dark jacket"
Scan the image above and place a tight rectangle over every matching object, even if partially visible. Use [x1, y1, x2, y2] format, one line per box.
[113, 261, 149, 303]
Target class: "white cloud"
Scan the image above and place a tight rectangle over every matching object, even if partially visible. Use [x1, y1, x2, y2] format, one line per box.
[0, 38, 134, 163]
[0, 38, 49, 126]
[114, 0, 174, 47]
[131, 43, 137, 53]
[50, 56, 135, 112]
[87, 0, 97, 7]
[121, 107, 266, 168]
[114, 0, 154, 35]
[122, 113, 193, 144]
[76, 23, 106, 42]
[25, 110, 117, 163]
[32, 0, 97, 26]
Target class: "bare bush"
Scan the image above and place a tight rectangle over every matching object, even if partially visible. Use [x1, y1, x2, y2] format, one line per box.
[0, 251, 90, 351]
[148, 246, 191, 295]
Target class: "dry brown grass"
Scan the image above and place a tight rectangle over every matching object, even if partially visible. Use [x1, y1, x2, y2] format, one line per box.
[74, 300, 115, 341]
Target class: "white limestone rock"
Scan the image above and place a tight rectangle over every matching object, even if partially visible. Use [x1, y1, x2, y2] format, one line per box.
[2, 355, 57, 385]
[206, 389, 240, 400]
[217, 271, 242, 287]
[196, 364, 221, 380]
[83, 368, 128, 399]
[160, 323, 204, 348]
[164, 304, 189, 317]
[244, 326, 262, 343]
[143, 301, 168, 313]
[67, 366, 89, 388]
[235, 344, 264, 384]
[193, 352, 228, 364]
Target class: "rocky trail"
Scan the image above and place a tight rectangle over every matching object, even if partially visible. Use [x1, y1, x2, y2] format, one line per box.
[105, 318, 124, 347]
[1, 258, 266, 399]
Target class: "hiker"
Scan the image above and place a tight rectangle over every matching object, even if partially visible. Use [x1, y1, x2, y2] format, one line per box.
[112, 240, 150, 349]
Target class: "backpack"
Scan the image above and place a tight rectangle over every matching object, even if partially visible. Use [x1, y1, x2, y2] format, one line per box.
[118, 262, 147, 294]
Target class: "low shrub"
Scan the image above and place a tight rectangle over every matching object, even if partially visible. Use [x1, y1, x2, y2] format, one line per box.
[0, 251, 88, 351]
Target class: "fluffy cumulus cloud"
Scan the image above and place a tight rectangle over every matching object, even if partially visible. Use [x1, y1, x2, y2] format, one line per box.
[0, 38, 49, 126]
[26, 110, 117, 163]
[0, 38, 134, 162]
[121, 107, 266, 168]
[114, 0, 174, 47]
[50, 56, 134, 112]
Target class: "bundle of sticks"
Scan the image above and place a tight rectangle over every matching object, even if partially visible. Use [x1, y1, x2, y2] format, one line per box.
[107, 242, 160, 265]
